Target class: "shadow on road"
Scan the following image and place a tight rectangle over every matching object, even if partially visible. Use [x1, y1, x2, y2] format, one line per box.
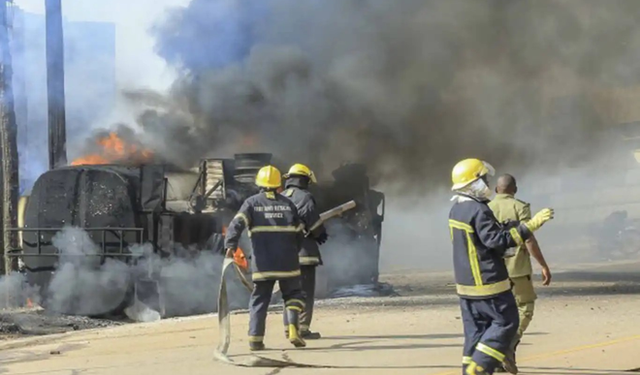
[323, 331, 547, 341]
[322, 333, 462, 340]
[297, 339, 460, 352]
[522, 365, 638, 375]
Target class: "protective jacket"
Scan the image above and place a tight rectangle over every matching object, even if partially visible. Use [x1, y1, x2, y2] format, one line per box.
[449, 194, 532, 299]
[225, 191, 303, 281]
[283, 178, 327, 266]
[488, 193, 533, 278]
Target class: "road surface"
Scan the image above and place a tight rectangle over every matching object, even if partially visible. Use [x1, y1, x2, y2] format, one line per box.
[2, 261, 639, 375]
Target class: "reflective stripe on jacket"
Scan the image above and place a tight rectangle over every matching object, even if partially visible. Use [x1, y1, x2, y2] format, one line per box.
[224, 191, 303, 281]
[282, 184, 327, 266]
[449, 194, 532, 299]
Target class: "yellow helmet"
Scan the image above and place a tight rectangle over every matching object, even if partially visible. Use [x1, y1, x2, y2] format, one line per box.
[283, 163, 317, 184]
[451, 158, 495, 191]
[255, 165, 282, 188]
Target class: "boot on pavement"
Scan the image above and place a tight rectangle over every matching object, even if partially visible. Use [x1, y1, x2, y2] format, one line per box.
[502, 351, 518, 374]
[301, 330, 322, 340]
[288, 324, 306, 348]
[249, 341, 265, 351]
[285, 308, 306, 348]
[465, 362, 489, 375]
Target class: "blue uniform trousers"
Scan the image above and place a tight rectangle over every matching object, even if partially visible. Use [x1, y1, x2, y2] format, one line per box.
[460, 291, 519, 375]
[248, 277, 304, 343]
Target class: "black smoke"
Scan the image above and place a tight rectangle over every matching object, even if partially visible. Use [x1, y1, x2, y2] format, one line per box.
[122, 0, 640, 194]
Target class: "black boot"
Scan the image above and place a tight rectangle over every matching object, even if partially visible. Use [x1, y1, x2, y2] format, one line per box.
[249, 341, 265, 351]
[285, 308, 306, 348]
[502, 339, 520, 374]
[503, 353, 518, 374]
[301, 330, 322, 339]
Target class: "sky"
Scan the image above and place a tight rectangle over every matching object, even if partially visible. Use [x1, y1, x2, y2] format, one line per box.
[14, 0, 190, 93]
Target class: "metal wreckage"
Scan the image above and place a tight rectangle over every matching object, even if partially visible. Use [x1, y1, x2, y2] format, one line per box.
[9, 150, 385, 317]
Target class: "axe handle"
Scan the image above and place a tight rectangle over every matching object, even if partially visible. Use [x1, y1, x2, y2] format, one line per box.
[306, 200, 356, 234]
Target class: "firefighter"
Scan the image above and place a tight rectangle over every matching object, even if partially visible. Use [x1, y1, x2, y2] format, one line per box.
[449, 158, 554, 375]
[488, 174, 551, 374]
[282, 163, 328, 340]
[224, 165, 306, 351]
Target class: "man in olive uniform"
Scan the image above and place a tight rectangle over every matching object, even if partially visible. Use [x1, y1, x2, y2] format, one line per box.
[282, 163, 328, 339]
[224, 165, 307, 351]
[488, 174, 552, 374]
[449, 159, 554, 375]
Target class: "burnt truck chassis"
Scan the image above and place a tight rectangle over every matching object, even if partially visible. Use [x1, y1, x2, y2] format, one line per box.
[7, 153, 384, 317]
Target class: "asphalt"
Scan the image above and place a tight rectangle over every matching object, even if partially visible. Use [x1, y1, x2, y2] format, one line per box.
[0, 260, 638, 375]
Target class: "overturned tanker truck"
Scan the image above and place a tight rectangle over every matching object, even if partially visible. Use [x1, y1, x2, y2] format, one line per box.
[9, 153, 384, 317]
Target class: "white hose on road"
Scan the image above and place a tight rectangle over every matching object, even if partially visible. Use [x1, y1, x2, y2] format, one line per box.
[214, 258, 332, 368]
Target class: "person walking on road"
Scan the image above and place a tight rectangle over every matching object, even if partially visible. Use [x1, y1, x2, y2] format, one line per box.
[488, 174, 552, 374]
[282, 163, 328, 339]
[224, 165, 307, 351]
[448, 158, 555, 375]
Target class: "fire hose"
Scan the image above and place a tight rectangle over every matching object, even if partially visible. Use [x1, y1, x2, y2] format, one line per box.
[214, 258, 331, 367]
[213, 200, 356, 368]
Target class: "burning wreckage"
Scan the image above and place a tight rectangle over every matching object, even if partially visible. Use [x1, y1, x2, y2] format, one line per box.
[8, 139, 385, 318]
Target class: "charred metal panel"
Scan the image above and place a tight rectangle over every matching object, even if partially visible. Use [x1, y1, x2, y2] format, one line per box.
[157, 213, 174, 256]
[140, 164, 166, 212]
[22, 166, 141, 273]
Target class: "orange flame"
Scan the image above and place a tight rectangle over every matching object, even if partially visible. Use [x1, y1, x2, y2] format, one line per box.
[71, 132, 153, 166]
[222, 225, 249, 271]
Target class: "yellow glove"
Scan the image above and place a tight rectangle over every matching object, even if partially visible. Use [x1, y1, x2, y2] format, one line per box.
[524, 208, 554, 232]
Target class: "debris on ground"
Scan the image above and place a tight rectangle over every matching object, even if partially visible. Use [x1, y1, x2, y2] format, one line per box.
[0, 308, 124, 339]
[328, 282, 398, 298]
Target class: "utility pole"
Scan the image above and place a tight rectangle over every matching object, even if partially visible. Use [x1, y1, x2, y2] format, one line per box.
[46, 0, 67, 169]
[0, 0, 19, 275]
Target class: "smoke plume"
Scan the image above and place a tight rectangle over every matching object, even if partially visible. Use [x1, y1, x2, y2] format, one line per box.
[97, 0, 639, 194]
[15, 227, 249, 320]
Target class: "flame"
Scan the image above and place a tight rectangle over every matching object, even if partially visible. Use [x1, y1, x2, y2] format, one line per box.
[71, 132, 153, 166]
[222, 225, 249, 271]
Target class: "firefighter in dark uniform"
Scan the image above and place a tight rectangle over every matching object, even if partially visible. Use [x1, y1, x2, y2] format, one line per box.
[282, 163, 328, 340]
[449, 158, 554, 375]
[224, 165, 307, 351]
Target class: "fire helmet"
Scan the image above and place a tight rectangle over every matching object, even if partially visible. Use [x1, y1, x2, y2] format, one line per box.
[283, 163, 317, 184]
[451, 158, 495, 191]
[255, 165, 282, 189]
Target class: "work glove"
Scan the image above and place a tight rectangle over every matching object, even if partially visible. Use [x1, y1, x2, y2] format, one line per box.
[315, 232, 328, 245]
[524, 208, 555, 232]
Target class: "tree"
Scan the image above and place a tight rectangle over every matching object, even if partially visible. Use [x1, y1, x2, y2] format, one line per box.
[0, 0, 19, 274]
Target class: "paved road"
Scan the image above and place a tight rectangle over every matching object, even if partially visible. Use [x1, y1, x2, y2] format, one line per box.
[2, 264, 639, 375]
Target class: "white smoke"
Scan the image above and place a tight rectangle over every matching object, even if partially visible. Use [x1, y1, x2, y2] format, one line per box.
[16, 226, 249, 321]
[0, 272, 40, 310]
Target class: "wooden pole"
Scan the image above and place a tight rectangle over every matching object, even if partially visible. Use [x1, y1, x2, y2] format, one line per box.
[45, 0, 67, 169]
[0, 0, 19, 275]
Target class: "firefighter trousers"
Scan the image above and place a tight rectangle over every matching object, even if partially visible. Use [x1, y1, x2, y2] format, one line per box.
[283, 266, 316, 332]
[300, 265, 316, 332]
[460, 291, 519, 375]
[249, 277, 304, 343]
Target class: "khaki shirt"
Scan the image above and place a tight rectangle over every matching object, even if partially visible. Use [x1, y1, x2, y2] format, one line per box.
[488, 193, 532, 278]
